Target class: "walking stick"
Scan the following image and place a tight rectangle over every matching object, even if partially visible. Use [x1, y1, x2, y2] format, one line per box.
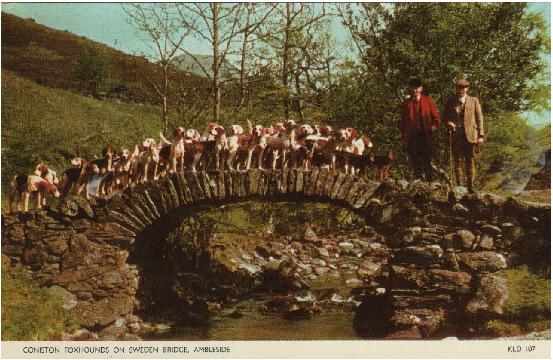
[447, 129, 456, 202]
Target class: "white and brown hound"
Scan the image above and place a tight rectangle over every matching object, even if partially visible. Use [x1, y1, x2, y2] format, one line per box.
[133, 138, 160, 183]
[265, 119, 297, 170]
[342, 128, 373, 174]
[35, 163, 59, 185]
[159, 127, 185, 174]
[112, 148, 134, 188]
[10, 174, 60, 212]
[226, 124, 245, 170]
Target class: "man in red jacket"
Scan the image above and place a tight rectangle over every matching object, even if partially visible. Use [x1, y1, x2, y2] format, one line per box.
[400, 78, 441, 181]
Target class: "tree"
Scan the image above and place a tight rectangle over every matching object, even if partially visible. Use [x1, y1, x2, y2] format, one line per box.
[258, 3, 328, 118]
[124, 3, 192, 131]
[175, 3, 244, 123]
[75, 45, 113, 96]
[234, 3, 277, 110]
[288, 27, 339, 122]
[338, 3, 549, 111]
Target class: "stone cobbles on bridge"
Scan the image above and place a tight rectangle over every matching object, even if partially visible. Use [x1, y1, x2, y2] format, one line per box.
[1, 168, 550, 339]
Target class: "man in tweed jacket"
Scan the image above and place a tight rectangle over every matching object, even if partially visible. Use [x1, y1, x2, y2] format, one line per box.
[444, 79, 484, 193]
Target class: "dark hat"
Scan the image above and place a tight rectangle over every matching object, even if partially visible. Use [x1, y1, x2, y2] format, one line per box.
[455, 79, 470, 87]
[408, 78, 423, 88]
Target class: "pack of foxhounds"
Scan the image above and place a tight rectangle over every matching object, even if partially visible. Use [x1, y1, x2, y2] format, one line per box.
[9, 120, 395, 212]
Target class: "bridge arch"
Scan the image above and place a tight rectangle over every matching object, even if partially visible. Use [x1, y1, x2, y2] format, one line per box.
[93, 168, 384, 237]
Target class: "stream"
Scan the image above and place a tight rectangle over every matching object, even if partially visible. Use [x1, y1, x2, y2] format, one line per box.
[145, 298, 359, 340]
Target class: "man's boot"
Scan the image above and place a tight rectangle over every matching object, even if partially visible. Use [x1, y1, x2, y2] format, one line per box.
[467, 162, 476, 194]
[467, 174, 475, 194]
[424, 161, 433, 182]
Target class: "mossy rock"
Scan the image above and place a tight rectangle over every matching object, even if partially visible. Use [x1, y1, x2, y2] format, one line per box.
[483, 265, 550, 337]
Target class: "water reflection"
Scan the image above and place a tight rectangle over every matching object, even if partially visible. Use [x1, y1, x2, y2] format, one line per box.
[146, 298, 361, 341]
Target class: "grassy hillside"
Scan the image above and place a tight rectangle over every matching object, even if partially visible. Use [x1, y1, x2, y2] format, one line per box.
[1, 70, 165, 191]
[2, 263, 78, 340]
[1, 12, 208, 104]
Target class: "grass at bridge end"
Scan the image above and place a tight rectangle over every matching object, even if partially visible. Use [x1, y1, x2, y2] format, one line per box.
[484, 265, 550, 337]
[1, 264, 78, 340]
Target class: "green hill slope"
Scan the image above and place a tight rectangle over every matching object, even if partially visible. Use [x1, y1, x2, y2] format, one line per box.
[1, 70, 164, 190]
[1, 12, 208, 104]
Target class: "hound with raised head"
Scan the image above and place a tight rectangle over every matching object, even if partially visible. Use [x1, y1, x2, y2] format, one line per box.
[58, 157, 90, 198]
[91, 146, 115, 174]
[159, 127, 186, 174]
[226, 124, 246, 170]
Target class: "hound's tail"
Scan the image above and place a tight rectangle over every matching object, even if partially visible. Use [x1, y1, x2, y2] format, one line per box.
[159, 131, 172, 145]
[362, 136, 374, 148]
[132, 144, 140, 157]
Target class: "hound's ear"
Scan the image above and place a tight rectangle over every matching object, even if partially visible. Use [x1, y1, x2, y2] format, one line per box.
[362, 136, 373, 148]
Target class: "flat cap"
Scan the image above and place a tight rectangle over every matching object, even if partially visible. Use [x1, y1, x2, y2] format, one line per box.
[455, 79, 470, 87]
[408, 78, 423, 88]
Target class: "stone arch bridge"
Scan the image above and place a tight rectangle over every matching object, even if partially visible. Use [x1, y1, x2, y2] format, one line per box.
[2, 168, 550, 339]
